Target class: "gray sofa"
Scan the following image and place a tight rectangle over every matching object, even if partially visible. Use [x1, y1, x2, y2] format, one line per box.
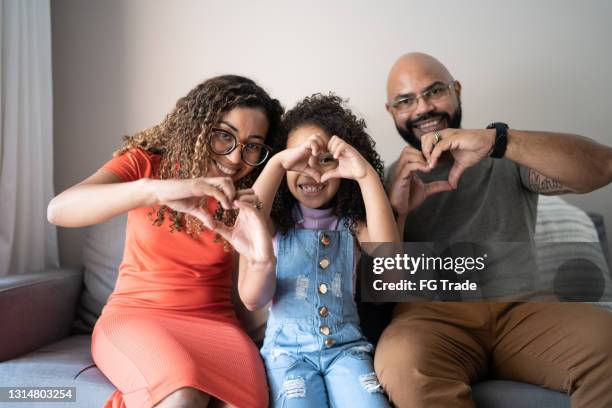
[0, 196, 609, 408]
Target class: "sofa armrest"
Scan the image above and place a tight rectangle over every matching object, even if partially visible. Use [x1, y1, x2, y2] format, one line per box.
[0, 267, 83, 361]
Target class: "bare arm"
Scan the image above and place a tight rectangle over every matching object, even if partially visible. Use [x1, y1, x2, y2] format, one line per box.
[423, 128, 612, 194]
[48, 169, 243, 228]
[505, 130, 612, 194]
[355, 166, 400, 245]
[47, 170, 156, 227]
[525, 169, 575, 195]
[251, 154, 288, 220]
[238, 253, 276, 311]
[237, 155, 286, 310]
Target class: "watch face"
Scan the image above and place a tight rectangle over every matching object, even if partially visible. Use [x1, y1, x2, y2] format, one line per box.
[487, 122, 509, 130]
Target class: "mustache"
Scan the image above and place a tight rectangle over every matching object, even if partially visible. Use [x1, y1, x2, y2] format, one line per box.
[405, 111, 452, 129]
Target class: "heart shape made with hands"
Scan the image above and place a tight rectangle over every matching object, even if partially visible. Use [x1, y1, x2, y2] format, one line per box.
[419, 128, 496, 189]
[291, 134, 369, 184]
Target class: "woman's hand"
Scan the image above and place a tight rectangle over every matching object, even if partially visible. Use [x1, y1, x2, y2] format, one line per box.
[276, 134, 326, 181]
[155, 176, 239, 217]
[320, 136, 370, 182]
[191, 193, 274, 263]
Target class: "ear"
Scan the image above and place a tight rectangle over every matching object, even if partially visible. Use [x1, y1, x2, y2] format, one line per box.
[453, 80, 462, 98]
[385, 102, 392, 115]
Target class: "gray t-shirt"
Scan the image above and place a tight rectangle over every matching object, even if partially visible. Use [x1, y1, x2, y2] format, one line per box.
[386, 157, 539, 298]
[386, 157, 538, 242]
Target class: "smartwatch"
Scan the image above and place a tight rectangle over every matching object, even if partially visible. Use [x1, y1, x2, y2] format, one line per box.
[486, 122, 509, 158]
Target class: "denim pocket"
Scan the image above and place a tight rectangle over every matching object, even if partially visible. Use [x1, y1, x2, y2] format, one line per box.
[265, 352, 301, 370]
[345, 343, 374, 360]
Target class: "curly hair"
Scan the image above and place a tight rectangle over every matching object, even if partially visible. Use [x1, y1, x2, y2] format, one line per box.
[271, 93, 385, 235]
[116, 75, 283, 238]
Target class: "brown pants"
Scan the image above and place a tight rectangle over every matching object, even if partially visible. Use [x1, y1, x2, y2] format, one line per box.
[374, 302, 612, 408]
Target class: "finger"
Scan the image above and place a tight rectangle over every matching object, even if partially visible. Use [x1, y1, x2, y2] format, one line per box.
[448, 162, 466, 189]
[194, 207, 233, 237]
[236, 193, 258, 204]
[232, 195, 257, 209]
[303, 167, 321, 182]
[429, 138, 452, 169]
[217, 177, 237, 201]
[204, 177, 236, 206]
[420, 132, 435, 163]
[233, 199, 259, 211]
[308, 139, 319, 157]
[400, 161, 430, 176]
[209, 221, 232, 240]
[330, 139, 347, 160]
[320, 168, 342, 183]
[396, 162, 429, 187]
[424, 180, 454, 197]
[397, 146, 428, 169]
[398, 151, 428, 167]
[306, 155, 323, 182]
[203, 186, 232, 209]
[307, 134, 325, 156]
[396, 161, 429, 181]
[328, 136, 342, 158]
[235, 188, 255, 197]
[192, 208, 217, 230]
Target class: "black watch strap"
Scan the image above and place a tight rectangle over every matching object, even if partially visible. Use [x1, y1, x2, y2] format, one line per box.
[486, 122, 508, 158]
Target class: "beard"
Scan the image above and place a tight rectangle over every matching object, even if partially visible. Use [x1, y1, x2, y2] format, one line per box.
[396, 100, 463, 150]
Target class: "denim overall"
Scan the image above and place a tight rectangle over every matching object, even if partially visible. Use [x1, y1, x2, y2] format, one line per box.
[261, 220, 390, 407]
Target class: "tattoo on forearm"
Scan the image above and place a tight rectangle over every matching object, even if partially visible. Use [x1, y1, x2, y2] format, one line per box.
[527, 170, 574, 195]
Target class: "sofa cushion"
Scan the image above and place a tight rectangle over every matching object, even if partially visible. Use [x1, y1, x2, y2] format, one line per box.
[0, 335, 115, 408]
[534, 195, 612, 309]
[472, 380, 569, 408]
[74, 215, 126, 333]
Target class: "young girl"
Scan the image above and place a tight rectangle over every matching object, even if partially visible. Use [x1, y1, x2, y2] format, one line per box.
[238, 94, 398, 407]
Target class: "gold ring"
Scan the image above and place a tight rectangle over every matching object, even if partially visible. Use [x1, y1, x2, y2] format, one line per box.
[433, 131, 442, 145]
[253, 201, 263, 210]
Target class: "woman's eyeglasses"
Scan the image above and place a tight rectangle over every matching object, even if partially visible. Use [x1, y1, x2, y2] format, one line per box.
[208, 128, 271, 166]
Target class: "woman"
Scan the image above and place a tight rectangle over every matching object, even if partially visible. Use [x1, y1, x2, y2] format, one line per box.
[47, 75, 283, 408]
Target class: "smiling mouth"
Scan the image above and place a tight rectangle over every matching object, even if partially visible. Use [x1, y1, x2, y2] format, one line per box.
[213, 159, 239, 176]
[413, 116, 447, 133]
[298, 182, 327, 196]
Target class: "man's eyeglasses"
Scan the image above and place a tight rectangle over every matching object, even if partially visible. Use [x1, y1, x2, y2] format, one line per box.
[208, 128, 271, 166]
[391, 81, 456, 113]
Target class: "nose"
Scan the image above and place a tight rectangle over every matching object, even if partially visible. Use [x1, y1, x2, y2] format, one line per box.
[227, 145, 242, 164]
[412, 96, 435, 119]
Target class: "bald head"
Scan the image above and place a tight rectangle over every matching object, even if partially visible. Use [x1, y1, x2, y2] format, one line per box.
[386, 53, 455, 102]
[385, 52, 462, 147]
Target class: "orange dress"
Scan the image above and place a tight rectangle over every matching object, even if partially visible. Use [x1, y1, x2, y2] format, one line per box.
[91, 148, 268, 408]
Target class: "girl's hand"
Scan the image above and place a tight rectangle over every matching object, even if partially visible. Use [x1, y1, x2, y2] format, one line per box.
[277, 134, 326, 181]
[191, 193, 274, 263]
[320, 136, 370, 182]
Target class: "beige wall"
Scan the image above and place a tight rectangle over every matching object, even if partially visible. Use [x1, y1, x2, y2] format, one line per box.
[52, 0, 612, 266]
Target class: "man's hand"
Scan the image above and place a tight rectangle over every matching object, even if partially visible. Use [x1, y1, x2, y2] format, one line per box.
[389, 145, 453, 215]
[420, 129, 496, 188]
